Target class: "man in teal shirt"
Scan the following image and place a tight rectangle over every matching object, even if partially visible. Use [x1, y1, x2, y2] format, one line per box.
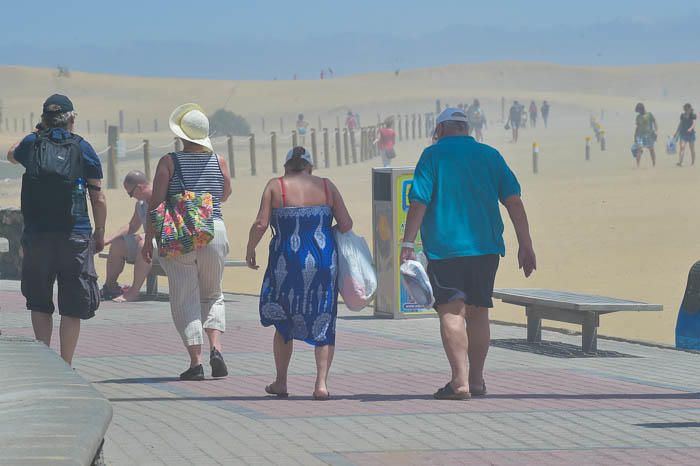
[401, 107, 536, 400]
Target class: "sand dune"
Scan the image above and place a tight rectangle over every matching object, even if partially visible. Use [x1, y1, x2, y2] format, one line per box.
[1, 62, 698, 346]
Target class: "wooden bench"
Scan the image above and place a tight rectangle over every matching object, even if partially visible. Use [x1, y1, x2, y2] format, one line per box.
[492, 288, 663, 353]
[98, 253, 246, 296]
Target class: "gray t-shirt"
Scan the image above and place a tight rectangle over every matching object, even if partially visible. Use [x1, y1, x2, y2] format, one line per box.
[135, 200, 148, 229]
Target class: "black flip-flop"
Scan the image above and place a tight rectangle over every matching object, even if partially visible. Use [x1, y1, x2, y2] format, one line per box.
[265, 384, 289, 398]
[433, 382, 471, 400]
[312, 391, 331, 401]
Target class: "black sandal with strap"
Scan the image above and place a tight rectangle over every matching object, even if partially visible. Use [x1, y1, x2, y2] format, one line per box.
[433, 382, 471, 400]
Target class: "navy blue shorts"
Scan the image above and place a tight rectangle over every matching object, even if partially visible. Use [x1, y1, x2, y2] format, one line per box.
[427, 255, 499, 309]
[21, 233, 100, 319]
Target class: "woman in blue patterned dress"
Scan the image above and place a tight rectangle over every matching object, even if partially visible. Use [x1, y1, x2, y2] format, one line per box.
[246, 147, 353, 400]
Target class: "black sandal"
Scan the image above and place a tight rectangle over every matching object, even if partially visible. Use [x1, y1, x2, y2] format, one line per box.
[433, 382, 471, 400]
[470, 381, 487, 397]
[265, 384, 289, 398]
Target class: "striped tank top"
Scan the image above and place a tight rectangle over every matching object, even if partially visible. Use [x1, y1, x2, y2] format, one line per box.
[168, 152, 225, 219]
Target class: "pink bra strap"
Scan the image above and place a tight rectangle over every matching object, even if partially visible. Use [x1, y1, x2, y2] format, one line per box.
[278, 177, 286, 208]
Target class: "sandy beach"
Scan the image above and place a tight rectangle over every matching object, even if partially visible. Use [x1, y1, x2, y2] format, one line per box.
[1, 62, 698, 345]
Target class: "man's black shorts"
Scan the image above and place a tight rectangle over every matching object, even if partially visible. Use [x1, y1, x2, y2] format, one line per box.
[21, 233, 100, 319]
[427, 255, 499, 309]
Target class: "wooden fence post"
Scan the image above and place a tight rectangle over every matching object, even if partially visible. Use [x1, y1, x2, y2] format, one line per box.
[107, 125, 118, 189]
[279, 117, 284, 133]
[143, 139, 151, 180]
[262, 117, 266, 133]
[227, 135, 236, 178]
[104, 120, 107, 134]
[271, 131, 278, 174]
[350, 129, 358, 163]
[310, 128, 318, 167]
[585, 137, 591, 161]
[418, 114, 422, 139]
[360, 128, 366, 161]
[249, 134, 257, 176]
[600, 130, 606, 151]
[343, 128, 350, 165]
[119, 110, 124, 132]
[154, 119, 159, 132]
[404, 114, 409, 140]
[13, 118, 17, 132]
[335, 128, 342, 166]
[323, 128, 330, 168]
[532, 142, 539, 174]
[411, 114, 416, 140]
[137, 119, 141, 134]
[87, 120, 91, 134]
[292, 130, 298, 147]
[436, 99, 441, 113]
[22, 118, 25, 133]
[397, 115, 403, 140]
[29, 112, 34, 128]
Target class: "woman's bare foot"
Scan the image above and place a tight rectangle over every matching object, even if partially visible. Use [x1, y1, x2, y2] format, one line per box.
[265, 381, 288, 397]
[313, 383, 330, 400]
[113, 289, 140, 303]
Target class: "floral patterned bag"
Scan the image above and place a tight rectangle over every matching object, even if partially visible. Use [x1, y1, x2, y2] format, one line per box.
[150, 154, 215, 257]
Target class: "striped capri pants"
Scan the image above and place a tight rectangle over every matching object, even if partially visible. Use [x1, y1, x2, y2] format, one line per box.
[159, 219, 228, 346]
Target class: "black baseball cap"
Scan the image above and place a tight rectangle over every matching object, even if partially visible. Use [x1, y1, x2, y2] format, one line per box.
[42, 94, 74, 113]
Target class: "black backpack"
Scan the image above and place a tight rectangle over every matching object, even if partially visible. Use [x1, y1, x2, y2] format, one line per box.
[20, 130, 87, 232]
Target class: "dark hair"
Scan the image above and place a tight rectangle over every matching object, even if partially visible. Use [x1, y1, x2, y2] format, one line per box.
[635, 102, 645, 113]
[41, 111, 74, 129]
[284, 146, 311, 172]
[683, 103, 693, 112]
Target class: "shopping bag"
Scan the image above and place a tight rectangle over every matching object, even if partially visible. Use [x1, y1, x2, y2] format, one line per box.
[334, 229, 377, 311]
[666, 136, 678, 155]
[400, 260, 435, 308]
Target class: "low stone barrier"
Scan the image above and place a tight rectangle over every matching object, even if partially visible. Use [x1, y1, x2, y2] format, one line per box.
[0, 207, 23, 279]
[0, 336, 112, 465]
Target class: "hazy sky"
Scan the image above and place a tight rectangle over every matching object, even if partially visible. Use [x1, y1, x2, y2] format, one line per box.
[1, 1, 698, 78]
[4, 0, 696, 43]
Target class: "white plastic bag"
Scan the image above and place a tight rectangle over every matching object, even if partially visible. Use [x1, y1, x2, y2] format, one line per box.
[334, 230, 377, 311]
[400, 260, 435, 308]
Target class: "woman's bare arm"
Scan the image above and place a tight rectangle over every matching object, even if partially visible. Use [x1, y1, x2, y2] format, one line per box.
[328, 180, 353, 233]
[245, 180, 275, 269]
[218, 155, 233, 202]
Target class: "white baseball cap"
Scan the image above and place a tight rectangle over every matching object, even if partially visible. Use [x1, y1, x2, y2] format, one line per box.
[436, 107, 469, 125]
[285, 147, 314, 166]
[169, 103, 213, 152]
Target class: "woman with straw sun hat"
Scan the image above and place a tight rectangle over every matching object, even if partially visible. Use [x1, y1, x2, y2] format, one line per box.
[143, 103, 233, 381]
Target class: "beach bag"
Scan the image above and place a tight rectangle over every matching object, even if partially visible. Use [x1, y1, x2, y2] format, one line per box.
[400, 260, 435, 308]
[630, 142, 641, 158]
[666, 136, 678, 155]
[386, 148, 397, 159]
[335, 229, 377, 311]
[150, 154, 215, 258]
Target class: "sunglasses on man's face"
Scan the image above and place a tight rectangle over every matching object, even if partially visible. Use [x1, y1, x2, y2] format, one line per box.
[127, 185, 139, 198]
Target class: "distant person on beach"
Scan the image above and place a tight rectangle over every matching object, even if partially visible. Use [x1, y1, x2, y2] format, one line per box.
[467, 99, 487, 142]
[634, 102, 658, 168]
[246, 146, 353, 400]
[101, 171, 153, 302]
[508, 101, 523, 142]
[375, 117, 397, 167]
[296, 113, 309, 145]
[541, 101, 550, 128]
[675, 103, 696, 167]
[143, 103, 233, 381]
[345, 111, 358, 130]
[401, 107, 536, 400]
[7, 94, 106, 366]
[529, 101, 538, 128]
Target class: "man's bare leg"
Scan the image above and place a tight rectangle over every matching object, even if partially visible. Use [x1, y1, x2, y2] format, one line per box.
[115, 237, 151, 302]
[105, 237, 127, 288]
[437, 300, 470, 394]
[650, 147, 657, 167]
[691, 142, 696, 165]
[59, 316, 80, 365]
[31, 311, 53, 346]
[465, 306, 490, 391]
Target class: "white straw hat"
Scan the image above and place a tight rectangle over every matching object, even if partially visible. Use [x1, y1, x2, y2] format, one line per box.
[169, 103, 213, 152]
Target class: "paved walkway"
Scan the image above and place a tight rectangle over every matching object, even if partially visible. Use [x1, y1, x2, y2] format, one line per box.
[2, 280, 700, 465]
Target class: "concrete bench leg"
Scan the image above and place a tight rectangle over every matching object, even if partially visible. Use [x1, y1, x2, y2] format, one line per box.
[146, 271, 158, 296]
[582, 313, 598, 353]
[526, 307, 542, 342]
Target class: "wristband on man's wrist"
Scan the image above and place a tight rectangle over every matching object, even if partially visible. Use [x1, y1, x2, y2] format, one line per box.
[401, 242, 415, 249]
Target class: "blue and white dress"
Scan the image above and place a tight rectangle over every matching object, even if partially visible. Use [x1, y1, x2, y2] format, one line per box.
[259, 204, 338, 346]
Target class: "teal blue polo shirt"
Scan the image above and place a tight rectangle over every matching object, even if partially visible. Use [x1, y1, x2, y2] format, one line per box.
[408, 136, 521, 260]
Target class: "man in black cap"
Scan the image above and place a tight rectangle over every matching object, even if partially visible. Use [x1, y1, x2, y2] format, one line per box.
[7, 94, 107, 365]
